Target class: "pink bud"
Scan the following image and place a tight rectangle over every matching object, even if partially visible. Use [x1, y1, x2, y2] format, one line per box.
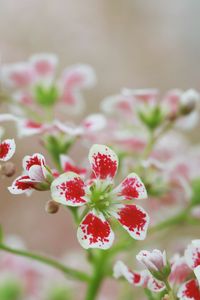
[136, 249, 167, 273]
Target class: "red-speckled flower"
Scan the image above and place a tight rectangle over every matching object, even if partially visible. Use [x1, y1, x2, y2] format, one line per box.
[8, 153, 53, 195]
[51, 144, 149, 249]
[0, 139, 15, 161]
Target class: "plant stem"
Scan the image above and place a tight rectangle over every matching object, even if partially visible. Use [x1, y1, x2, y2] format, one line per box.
[163, 279, 176, 300]
[84, 251, 109, 300]
[0, 243, 90, 282]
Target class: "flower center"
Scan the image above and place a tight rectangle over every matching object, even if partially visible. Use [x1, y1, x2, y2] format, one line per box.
[88, 181, 113, 212]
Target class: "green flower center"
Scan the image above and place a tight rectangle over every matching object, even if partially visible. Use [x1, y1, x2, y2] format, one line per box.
[88, 182, 113, 212]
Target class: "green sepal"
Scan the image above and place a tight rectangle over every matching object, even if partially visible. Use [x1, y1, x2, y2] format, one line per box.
[34, 84, 59, 107]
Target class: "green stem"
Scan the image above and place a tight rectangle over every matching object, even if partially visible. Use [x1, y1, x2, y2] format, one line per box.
[0, 243, 90, 282]
[85, 251, 109, 300]
[163, 279, 176, 300]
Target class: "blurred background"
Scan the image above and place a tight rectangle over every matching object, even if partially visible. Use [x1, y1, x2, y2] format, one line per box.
[0, 0, 200, 298]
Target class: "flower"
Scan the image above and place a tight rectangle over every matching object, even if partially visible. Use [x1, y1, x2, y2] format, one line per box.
[113, 260, 165, 293]
[51, 144, 149, 249]
[136, 249, 167, 273]
[0, 139, 15, 161]
[8, 153, 53, 195]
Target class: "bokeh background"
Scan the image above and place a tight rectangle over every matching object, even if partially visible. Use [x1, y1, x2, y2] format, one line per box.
[1, 1, 200, 298]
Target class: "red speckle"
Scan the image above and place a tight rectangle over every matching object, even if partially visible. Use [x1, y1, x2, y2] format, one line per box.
[59, 177, 86, 204]
[26, 121, 42, 129]
[118, 205, 147, 235]
[183, 280, 200, 299]
[16, 176, 33, 190]
[26, 156, 42, 171]
[133, 272, 141, 284]
[119, 177, 143, 199]
[92, 151, 117, 179]
[35, 61, 53, 75]
[193, 250, 200, 268]
[63, 162, 86, 175]
[0, 142, 10, 159]
[80, 213, 111, 246]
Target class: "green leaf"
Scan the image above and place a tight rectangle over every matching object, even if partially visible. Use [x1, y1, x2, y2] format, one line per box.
[0, 225, 4, 244]
[47, 285, 72, 300]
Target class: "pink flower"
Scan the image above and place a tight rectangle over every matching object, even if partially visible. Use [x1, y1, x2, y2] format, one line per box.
[8, 153, 53, 195]
[51, 144, 149, 249]
[0, 139, 15, 161]
[136, 249, 167, 273]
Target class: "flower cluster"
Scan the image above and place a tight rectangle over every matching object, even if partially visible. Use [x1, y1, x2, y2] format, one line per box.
[114, 240, 200, 299]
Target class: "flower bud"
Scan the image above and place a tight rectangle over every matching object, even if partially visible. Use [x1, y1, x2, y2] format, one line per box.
[1, 162, 16, 177]
[180, 89, 199, 115]
[136, 249, 171, 281]
[45, 200, 59, 214]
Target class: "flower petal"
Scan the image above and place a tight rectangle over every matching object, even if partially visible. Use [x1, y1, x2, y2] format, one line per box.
[185, 240, 200, 270]
[23, 153, 46, 181]
[77, 210, 114, 249]
[0, 139, 16, 161]
[17, 119, 46, 137]
[89, 144, 118, 180]
[51, 172, 87, 206]
[147, 277, 165, 293]
[8, 175, 34, 195]
[60, 155, 86, 176]
[62, 64, 96, 89]
[30, 53, 58, 77]
[114, 173, 147, 200]
[82, 114, 107, 133]
[111, 204, 149, 240]
[178, 280, 200, 300]
[113, 261, 147, 286]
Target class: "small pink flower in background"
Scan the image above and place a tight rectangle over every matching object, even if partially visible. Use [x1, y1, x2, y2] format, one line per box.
[60, 154, 87, 177]
[51, 144, 149, 249]
[8, 153, 53, 195]
[136, 249, 167, 273]
[0, 139, 15, 161]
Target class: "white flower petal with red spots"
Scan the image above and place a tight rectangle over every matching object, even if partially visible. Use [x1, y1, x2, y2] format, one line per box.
[60, 155, 86, 176]
[169, 255, 191, 285]
[147, 277, 165, 293]
[30, 53, 58, 77]
[101, 94, 133, 116]
[113, 261, 147, 286]
[51, 172, 88, 206]
[1, 62, 34, 88]
[178, 280, 200, 300]
[54, 120, 83, 136]
[114, 173, 147, 200]
[0, 139, 16, 161]
[17, 119, 47, 137]
[8, 175, 34, 195]
[194, 266, 200, 286]
[185, 240, 200, 270]
[111, 204, 149, 240]
[62, 64, 96, 89]
[82, 114, 107, 133]
[89, 144, 118, 180]
[77, 210, 114, 249]
[23, 153, 46, 181]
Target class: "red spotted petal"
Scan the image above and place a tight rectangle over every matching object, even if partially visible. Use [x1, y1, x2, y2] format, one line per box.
[89, 144, 118, 180]
[23, 153, 46, 181]
[8, 175, 34, 195]
[51, 172, 87, 206]
[60, 155, 86, 176]
[114, 173, 147, 200]
[30, 53, 58, 76]
[77, 211, 114, 249]
[147, 277, 165, 293]
[185, 240, 200, 270]
[0, 139, 16, 161]
[17, 120, 47, 137]
[113, 261, 147, 286]
[111, 204, 149, 240]
[62, 64, 96, 89]
[178, 280, 200, 300]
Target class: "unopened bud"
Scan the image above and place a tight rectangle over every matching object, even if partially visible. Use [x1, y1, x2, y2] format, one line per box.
[180, 89, 199, 115]
[1, 162, 16, 177]
[45, 200, 59, 214]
